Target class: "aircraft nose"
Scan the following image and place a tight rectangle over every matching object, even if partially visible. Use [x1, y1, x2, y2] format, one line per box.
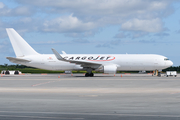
[170, 61, 173, 66]
[167, 61, 173, 67]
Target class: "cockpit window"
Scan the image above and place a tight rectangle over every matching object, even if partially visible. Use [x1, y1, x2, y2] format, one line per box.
[164, 58, 169, 61]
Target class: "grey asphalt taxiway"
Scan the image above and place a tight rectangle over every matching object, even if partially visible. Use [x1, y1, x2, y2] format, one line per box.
[0, 73, 180, 120]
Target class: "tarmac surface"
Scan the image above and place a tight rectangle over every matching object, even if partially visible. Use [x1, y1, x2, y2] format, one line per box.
[0, 73, 180, 120]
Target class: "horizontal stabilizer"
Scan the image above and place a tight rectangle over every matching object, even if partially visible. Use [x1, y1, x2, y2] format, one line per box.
[6, 57, 31, 63]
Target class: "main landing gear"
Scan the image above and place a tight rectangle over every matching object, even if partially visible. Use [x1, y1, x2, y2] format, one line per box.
[85, 73, 94, 77]
[85, 68, 94, 77]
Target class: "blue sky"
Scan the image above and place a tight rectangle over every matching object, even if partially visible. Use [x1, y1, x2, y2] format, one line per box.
[0, 0, 180, 66]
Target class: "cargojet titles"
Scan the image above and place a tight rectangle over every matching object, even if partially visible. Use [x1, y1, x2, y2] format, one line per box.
[63, 56, 115, 61]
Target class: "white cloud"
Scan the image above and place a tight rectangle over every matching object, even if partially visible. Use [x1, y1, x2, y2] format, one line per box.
[0, 2, 4, 9]
[15, 0, 173, 19]
[13, 6, 32, 16]
[13, 0, 175, 34]
[0, 2, 33, 16]
[121, 18, 163, 33]
[43, 14, 95, 33]
[0, 0, 177, 39]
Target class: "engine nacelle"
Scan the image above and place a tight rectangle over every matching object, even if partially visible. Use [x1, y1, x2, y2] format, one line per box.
[103, 64, 117, 74]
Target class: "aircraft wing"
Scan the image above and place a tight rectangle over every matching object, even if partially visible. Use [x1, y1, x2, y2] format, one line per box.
[6, 57, 31, 63]
[52, 48, 102, 68]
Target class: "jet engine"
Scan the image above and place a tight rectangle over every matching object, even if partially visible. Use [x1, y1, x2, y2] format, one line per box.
[103, 64, 117, 74]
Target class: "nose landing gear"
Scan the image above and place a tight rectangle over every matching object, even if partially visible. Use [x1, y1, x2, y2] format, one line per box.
[153, 70, 161, 77]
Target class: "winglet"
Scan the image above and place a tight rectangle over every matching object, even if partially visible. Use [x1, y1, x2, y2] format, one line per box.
[62, 51, 66, 54]
[51, 48, 64, 60]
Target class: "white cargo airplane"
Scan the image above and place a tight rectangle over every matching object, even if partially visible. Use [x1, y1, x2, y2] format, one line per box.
[6, 28, 173, 77]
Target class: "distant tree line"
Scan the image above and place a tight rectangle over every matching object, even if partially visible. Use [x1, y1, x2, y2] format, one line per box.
[0, 64, 35, 70]
[162, 66, 180, 72]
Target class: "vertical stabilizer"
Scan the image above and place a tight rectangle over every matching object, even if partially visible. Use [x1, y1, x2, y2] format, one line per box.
[6, 28, 39, 57]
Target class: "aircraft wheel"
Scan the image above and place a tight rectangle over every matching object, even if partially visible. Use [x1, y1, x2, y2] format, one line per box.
[85, 73, 89, 77]
[14, 70, 19, 75]
[158, 72, 161, 77]
[89, 73, 94, 77]
[5, 70, 10, 75]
